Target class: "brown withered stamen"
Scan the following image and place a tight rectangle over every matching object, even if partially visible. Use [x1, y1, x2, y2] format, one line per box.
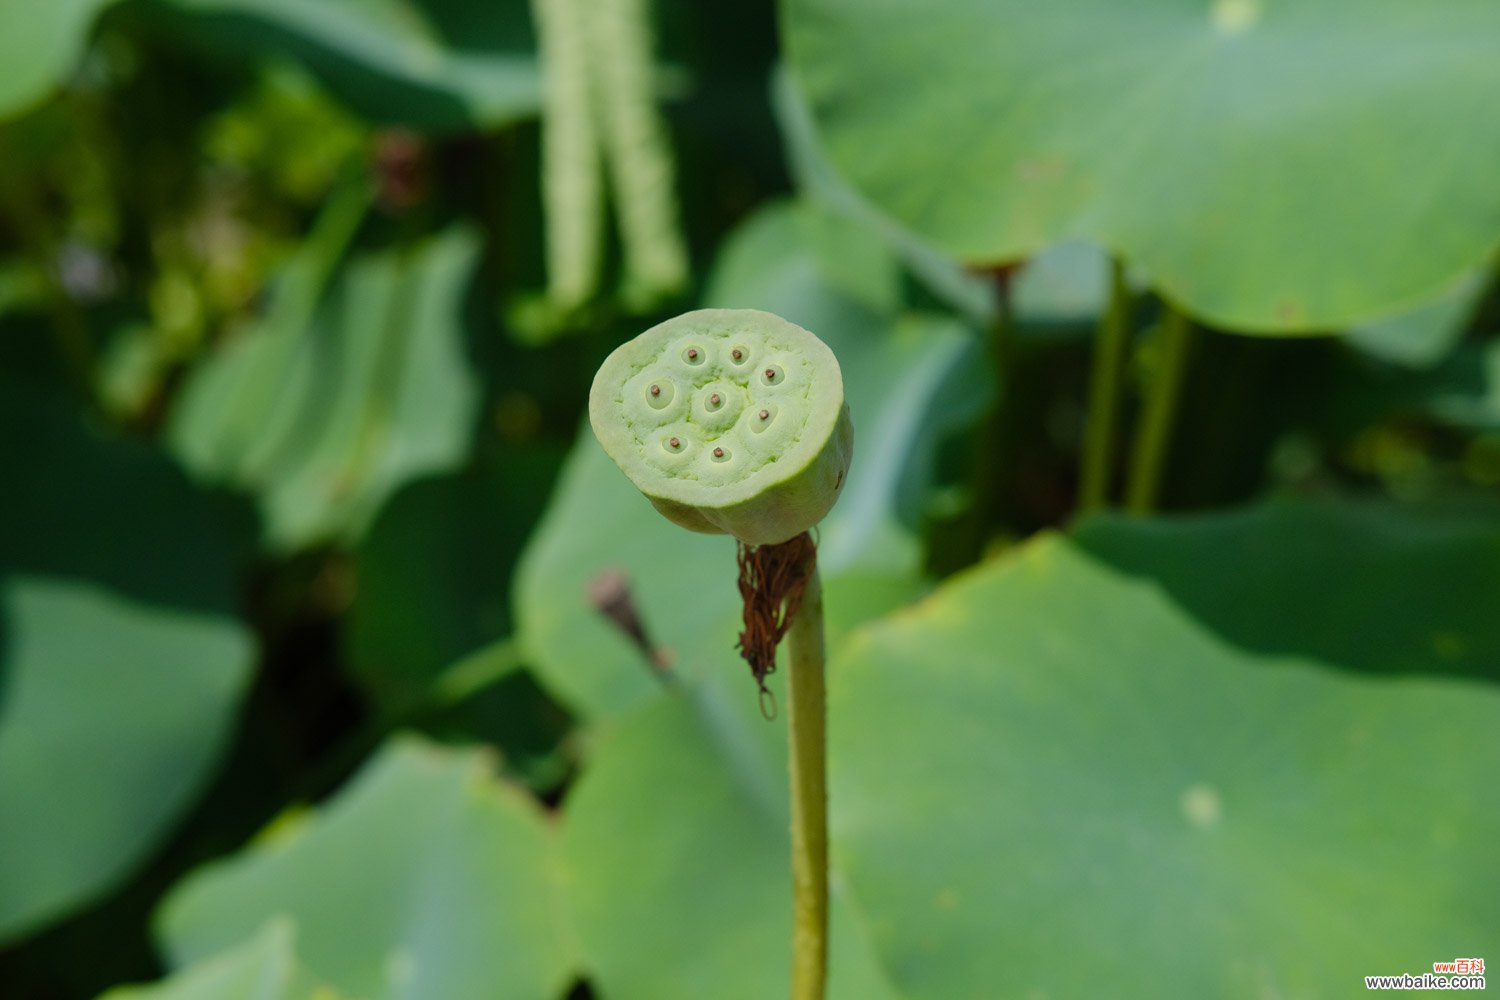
[735, 532, 817, 716]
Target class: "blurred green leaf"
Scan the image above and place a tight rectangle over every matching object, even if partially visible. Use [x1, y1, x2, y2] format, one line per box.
[101, 921, 338, 1000]
[0, 384, 253, 944]
[1346, 268, 1490, 370]
[1074, 498, 1500, 682]
[515, 200, 977, 717]
[0, 0, 113, 120]
[770, 67, 992, 324]
[784, 0, 1500, 331]
[777, 66, 1119, 338]
[0, 384, 250, 614]
[169, 220, 484, 551]
[148, 0, 540, 130]
[831, 527, 1500, 997]
[1426, 341, 1500, 430]
[348, 448, 561, 709]
[157, 736, 577, 1000]
[1321, 340, 1500, 444]
[0, 579, 253, 946]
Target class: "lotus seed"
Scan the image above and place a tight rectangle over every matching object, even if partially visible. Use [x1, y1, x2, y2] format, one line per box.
[669, 437, 681, 449]
[684, 346, 705, 364]
[751, 403, 779, 435]
[762, 365, 783, 385]
[645, 379, 675, 410]
[732, 348, 745, 361]
[713, 447, 724, 458]
[710, 392, 722, 407]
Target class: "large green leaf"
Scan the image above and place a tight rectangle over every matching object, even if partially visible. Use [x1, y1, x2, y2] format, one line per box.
[0, 386, 253, 944]
[830, 529, 1500, 997]
[157, 736, 576, 1000]
[169, 221, 483, 551]
[515, 200, 979, 718]
[560, 498, 1500, 998]
[102, 921, 338, 1000]
[0, 0, 113, 119]
[148, 0, 540, 130]
[783, 0, 1500, 331]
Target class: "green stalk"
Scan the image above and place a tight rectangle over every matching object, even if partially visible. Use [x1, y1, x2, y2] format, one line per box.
[1125, 303, 1195, 513]
[786, 556, 828, 1000]
[1078, 258, 1131, 514]
[962, 281, 1015, 562]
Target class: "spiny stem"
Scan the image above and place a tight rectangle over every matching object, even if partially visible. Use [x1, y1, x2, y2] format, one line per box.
[1125, 303, 1195, 513]
[786, 555, 828, 1000]
[1078, 257, 1131, 514]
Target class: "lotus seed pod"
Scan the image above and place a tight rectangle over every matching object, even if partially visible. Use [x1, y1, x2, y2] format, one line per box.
[590, 308, 854, 546]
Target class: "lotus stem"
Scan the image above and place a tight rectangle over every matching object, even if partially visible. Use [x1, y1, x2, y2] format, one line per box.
[1126, 303, 1194, 513]
[786, 554, 827, 1000]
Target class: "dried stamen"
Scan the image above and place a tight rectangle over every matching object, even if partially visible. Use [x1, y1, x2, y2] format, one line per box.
[735, 532, 817, 713]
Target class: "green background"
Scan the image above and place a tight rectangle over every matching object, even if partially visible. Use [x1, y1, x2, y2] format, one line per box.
[1, 0, 1496, 997]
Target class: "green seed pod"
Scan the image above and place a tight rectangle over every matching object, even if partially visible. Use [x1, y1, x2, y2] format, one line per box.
[590, 308, 853, 546]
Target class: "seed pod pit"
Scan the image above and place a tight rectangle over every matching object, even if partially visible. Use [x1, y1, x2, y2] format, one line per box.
[590, 308, 854, 545]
